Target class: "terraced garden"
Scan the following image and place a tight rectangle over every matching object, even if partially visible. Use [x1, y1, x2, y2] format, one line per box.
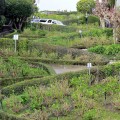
[0, 13, 120, 120]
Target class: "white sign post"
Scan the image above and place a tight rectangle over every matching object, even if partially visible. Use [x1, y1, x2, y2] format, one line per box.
[87, 63, 92, 75]
[87, 63, 92, 85]
[13, 34, 19, 53]
[79, 30, 82, 38]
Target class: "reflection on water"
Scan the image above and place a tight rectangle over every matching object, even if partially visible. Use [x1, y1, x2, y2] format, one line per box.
[49, 64, 87, 74]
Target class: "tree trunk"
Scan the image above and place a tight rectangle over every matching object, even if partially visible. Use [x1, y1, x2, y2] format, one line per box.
[100, 17, 105, 29]
[113, 27, 116, 44]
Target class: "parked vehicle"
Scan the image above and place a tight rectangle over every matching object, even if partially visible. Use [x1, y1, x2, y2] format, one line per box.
[31, 19, 65, 26]
[30, 19, 41, 23]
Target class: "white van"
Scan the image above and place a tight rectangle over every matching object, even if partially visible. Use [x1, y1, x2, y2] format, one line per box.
[31, 19, 65, 26]
[31, 19, 40, 23]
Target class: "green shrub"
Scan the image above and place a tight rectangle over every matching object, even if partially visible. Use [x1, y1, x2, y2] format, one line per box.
[102, 62, 120, 76]
[62, 15, 100, 25]
[20, 28, 46, 37]
[83, 109, 97, 120]
[0, 110, 27, 120]
[82, 28, 112, 37]
[88, 45, 105, 54]
[30, 23, 77, 32]
[0, 57, 49, 79]
[88, 15, 100, 24]
[89, 44, 120, 55]
[0, 16, 6, 29]
[4, 30, 17, 38]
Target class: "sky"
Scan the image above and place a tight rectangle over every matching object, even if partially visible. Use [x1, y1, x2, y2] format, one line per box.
[36, 0, 79, 11]
[117, 0, 120, 7]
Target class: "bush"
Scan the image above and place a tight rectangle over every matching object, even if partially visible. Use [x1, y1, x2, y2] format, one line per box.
[29, 23, 77, 32]
[89, 44, 120, 55]
[62, 15, 100, 25]
[4, 30, 17, 38]
[0, 110, 27, 120]
[1, 69, 95, 96]
[0, 38, 14, 48]
[88, 15, 100, 24]
[0, 16, 6, 30]
[88, 45, 105, 54]
[101, 62, 120, 76]
[82, 28, 113, 37]
[20, 28, 46, 38]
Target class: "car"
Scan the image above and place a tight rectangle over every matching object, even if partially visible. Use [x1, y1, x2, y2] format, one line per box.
[31, 19, 40, 23]
[52, 20, 65, 26]
[31, 18, 65, 26]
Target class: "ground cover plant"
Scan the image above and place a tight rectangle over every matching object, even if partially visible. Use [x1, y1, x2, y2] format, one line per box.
[2, 70, 120, 120]
[89, 44, 120, 55]
[0, 57, 49, 78]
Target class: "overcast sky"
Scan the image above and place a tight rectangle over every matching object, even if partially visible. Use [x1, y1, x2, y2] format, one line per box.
[36, 0, 79, 11]
[36, 0, 120, 11]
[117, 0, 120, 7]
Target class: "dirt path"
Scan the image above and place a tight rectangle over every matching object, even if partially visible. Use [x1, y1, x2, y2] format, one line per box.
[49, 64, 88, 74]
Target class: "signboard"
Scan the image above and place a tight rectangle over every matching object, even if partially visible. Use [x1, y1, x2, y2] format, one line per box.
[87, 63, 92, 68]
[13, 34, 19, 40]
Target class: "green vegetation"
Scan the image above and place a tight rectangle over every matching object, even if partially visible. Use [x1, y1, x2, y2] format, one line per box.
[77, 0, 95, 13]
[2, 72, 120, 120]
[0, 57, 49, 78]
[0, 4, 120, 120]
[89, 44, 120, 55]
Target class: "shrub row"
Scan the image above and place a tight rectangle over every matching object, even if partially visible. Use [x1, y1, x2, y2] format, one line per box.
[29, 62, 56, 75]
[62, 15, 100, 25]
[0, 38, 29, 52]
[0, 110, 27, 120]
[19, 29, 46, 38]
[30, 23, 77, 32]
[0, 62, 55, 87]
[89, 44, 120, 55]
[0, 38, 14, 48]
[20, 57, 108, 65]
[82, 28, 113, 37]
[1, 62, 120, 96]
[4, 30, 17, 38]
[1, 69, 92, 96]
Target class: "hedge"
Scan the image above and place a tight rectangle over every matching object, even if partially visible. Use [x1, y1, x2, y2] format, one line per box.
[82, 28, 113, 37]
[4, 30, 17, 38]
[0, 110, 27, 120]
[0, 67, 107, 96]
[1, 62, 120, 96]
[1, 69, 93, 96]
[0, 76, 43, 88]
[62, 15, 100, 25]
[0, 62, 55, 87]
[20, 57, 109, 65]
[29, 62, 56, 75]
[19, 30, 47, 38]
[88, 44, 120, 55]
[30, 23, 77, 32]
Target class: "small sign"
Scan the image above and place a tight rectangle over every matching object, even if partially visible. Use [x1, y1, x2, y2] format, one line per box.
[87, 63, 92, 68]
[13, 34, 19, 40]
[79, 30, 82, 33]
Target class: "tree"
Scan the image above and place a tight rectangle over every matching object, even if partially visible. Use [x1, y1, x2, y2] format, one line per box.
[5, 0, 34, 31]
[94, 0, 120, 42]
[0, 0, 5, 15]
[0, 0, 6, 29]
[77, 0, 95, 14]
